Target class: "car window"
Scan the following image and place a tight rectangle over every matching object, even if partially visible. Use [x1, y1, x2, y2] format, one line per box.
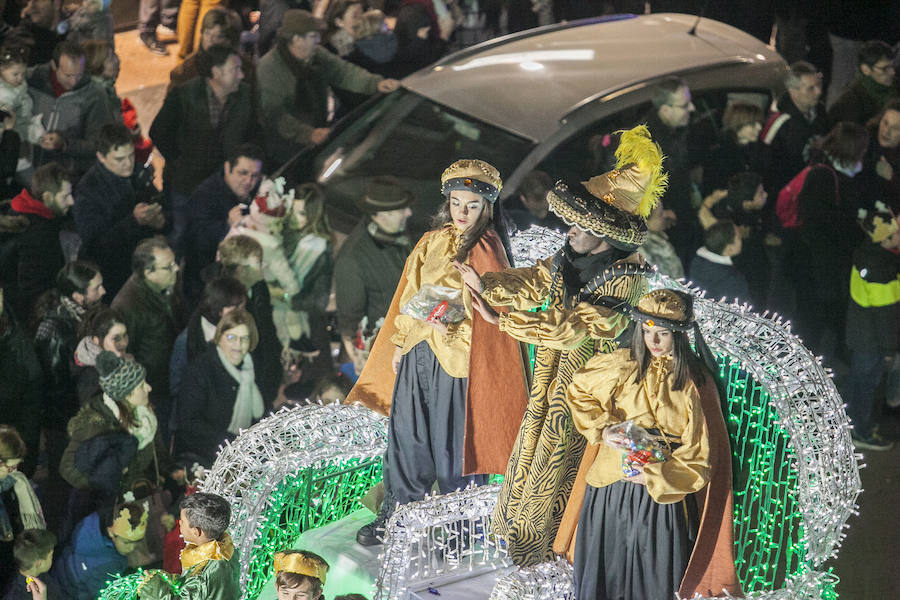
[530, 87, 772, 189]
[301, 89, 534, 235]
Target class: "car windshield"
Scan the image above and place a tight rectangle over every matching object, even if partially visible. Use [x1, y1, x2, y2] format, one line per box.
[299, 89, 534, 235]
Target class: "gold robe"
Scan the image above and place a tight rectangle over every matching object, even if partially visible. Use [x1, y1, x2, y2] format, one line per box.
[485, 251, 648, 566]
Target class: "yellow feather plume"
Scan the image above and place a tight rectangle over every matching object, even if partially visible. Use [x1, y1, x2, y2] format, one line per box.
[614, 125, 668, 217]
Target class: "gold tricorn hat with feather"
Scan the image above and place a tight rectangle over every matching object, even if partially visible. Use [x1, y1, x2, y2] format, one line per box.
[547, 125, 668, 250]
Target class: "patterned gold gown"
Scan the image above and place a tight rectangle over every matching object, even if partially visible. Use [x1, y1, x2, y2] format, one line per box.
[483, 251, 648, 566]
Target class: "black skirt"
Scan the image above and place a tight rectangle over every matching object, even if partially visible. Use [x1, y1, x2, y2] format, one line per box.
[573, 481, 693, 600]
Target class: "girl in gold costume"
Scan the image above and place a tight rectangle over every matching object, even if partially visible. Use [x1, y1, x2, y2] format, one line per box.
[566, 289, 741, 600]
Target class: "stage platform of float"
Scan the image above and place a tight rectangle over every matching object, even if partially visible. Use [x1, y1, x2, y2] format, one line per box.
[255, 509, 512, 600]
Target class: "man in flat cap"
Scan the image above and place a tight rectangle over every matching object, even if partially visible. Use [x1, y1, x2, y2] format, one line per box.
[256, 9, 400, 161]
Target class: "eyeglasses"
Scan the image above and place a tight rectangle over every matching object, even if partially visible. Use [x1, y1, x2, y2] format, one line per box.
[224, 333, 251, 345]
[0, 458, 23, 471]
[872, 63, 896, 73]
[155, 262, 178, 272]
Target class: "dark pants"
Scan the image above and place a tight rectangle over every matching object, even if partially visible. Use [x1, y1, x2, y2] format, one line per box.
[139, 0, 180, 34]
[386, 342, 484, 506]
[574, 481, 691, 600]
[845, 350, 886, 439]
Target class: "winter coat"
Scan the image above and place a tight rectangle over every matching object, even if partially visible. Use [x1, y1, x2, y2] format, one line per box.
[33, 300, 82, 430]
[64, 8, 115, 47]
[26, 62, 121, 171]
[149, 76, 257, 196]
[3, 19, 62, 66]
[0, 318, 42, 476]
[60, 394, 171, 495]
[0, 77, 39, 144]
[845, 242, 900, 354]
[0, 189, 65, 321]
[333, 221, 409, 338]
[828, 74, 898, 127]
[256, 44, 381, 159]
[688, 250, 751, 304]
[73, 161, 162, 297]
[702, 134, 771, 196]
[762, 93, 830, 195]
[51, 512, 129, 600]
[348, 33, 400, 78]
[183, 170, 242, 296]
[168, 310, 214, 401]
[175, 346, 258, 467]
[111, 275, 181, 409]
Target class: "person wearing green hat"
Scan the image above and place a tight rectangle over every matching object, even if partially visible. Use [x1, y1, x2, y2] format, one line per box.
[256, 8, 400, 160]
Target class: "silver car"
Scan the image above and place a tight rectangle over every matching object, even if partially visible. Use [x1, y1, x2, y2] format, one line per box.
[286, 12, 786, 234]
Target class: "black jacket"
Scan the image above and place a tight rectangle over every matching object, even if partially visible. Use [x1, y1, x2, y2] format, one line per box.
[829, 75, 898, 127]
[149, 77, 258, 196]
[0, 315, 43, 475]
[184, 171, 241, 299]
[73, 162, 164, 297]
[33, 301, 81, 430]
[764, 94, 830, 195]
[111, 275, 182, 409]
[175, 346, 253, 466]
[688, 252, 751, 304]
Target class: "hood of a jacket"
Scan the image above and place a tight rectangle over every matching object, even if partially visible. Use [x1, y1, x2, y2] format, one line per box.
[66, 397, 119, 441]
[11, 189, 53, 220]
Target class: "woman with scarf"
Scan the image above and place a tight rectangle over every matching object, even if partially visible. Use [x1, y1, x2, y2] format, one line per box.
[0, 425, 45, 590]
[566, 289, 741, 600]
[347, 159, 529, 543]
[60, 351, 180, 549]
[175, 309, 264, 467]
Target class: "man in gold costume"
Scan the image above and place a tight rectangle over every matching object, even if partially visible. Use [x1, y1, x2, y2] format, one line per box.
[462, 125, 668, 566]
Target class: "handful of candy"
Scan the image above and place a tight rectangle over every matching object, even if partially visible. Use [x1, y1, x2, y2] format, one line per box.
[603, 420, 668, 477]
[400, 284, 467, 324]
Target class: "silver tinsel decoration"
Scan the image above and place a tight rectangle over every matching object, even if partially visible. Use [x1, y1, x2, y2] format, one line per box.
[489, 558, 575, 600]
[375, 484, 510, 600]
[199, 403, 388, 595]
[509, 225, 568, 267]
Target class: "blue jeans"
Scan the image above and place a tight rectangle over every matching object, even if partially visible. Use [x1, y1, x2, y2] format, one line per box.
[844, 350, 886, 438]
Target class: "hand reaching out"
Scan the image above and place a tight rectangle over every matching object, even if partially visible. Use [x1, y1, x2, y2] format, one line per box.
[467, 283, 499, 325]
[453, 260, 483, 293]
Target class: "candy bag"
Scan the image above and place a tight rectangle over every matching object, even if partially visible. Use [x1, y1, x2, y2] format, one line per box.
[603, 420, 668, 477]
[400, 284, 467, 324]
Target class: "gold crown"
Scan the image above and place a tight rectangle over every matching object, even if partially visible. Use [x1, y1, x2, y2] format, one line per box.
[635, 289, 690, 326]
[273, 552, 328, 583]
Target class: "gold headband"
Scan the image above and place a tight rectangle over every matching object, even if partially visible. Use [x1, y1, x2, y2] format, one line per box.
[273, 552, 327, 584]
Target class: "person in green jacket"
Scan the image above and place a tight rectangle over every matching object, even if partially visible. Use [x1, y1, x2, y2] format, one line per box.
[137, 493, 240, 600]
[255, 9, 399, 161]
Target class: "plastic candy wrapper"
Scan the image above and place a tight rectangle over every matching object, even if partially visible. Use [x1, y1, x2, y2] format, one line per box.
[400, 284, 467, 324]
[603, 420, 668, 477]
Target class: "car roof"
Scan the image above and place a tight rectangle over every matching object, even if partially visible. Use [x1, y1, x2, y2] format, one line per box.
[402, 13, 784, 142]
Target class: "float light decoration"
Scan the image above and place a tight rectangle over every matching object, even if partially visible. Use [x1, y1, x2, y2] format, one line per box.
[200, 404, 387, 599]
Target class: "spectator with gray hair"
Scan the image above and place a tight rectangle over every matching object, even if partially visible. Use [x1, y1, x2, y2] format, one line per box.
[761, 61, 830, 195]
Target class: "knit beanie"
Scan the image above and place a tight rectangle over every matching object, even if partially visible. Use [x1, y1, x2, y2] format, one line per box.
[96, 351, 146, 402]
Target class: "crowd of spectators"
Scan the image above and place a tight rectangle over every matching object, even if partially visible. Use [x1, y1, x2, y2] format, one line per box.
[0, 0, 898, 597]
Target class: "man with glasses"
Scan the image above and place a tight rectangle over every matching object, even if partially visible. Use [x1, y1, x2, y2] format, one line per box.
[51, 502, 147, 600]
[829, 41, 898, 126]
[642, 76, 699, 263]
[112, 236, 184, 443]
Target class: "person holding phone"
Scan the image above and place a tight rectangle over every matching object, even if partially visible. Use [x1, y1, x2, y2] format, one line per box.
[73, 123, 169, 299]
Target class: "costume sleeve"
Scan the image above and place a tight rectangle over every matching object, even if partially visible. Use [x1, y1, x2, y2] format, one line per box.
[567, 352, 628, 445]
[643, 385, 711, 504]
[137, 570, 186, 600]
[390, 237, 428, 347]
[480, 257, 553, 309]
[443, 318, 471, 345]
[497, 301, 630, 349]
